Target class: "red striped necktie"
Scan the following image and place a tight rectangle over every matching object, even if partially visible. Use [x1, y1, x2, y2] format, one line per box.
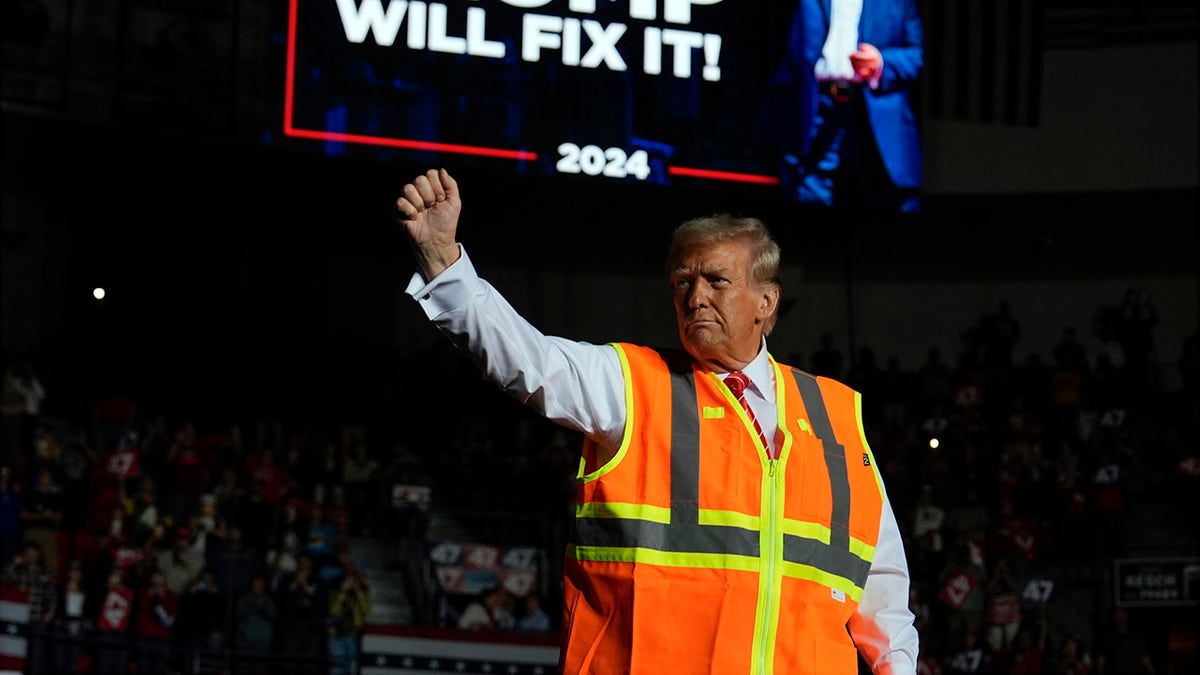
[725, 371, 772, 457]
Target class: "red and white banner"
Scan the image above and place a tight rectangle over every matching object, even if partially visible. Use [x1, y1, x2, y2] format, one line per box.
[0, 586, 30, 673]
[361, 624, 558, 675]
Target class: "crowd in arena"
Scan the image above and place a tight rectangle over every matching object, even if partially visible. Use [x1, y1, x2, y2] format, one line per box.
[2, 287, 1197, 674]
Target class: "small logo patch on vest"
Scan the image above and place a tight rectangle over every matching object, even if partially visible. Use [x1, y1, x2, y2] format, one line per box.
[703, 406, 726, 419]
[797, 418, 814, 436]
[862, 453, 870, 466]
[831, 588, 846, 603]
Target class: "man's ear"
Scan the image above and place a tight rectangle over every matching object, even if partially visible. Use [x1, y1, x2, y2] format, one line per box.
[758, 287, 781, 321]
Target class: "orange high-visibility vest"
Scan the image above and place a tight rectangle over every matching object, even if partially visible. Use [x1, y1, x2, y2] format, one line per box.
[561, 344, 886, 674]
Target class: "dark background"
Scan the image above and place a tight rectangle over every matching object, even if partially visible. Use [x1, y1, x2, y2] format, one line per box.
[3, 0, 1198, 428]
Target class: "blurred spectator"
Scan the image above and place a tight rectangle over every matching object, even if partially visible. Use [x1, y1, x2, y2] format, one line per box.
[516, 592, 551, 632]
[166, 422, 215, 524]
[458, 583, 516, 629]
[1007, 615, 1048, 675]
[52, 559, 94, 673]
[19, 465, 64, 579]
[3, 539, 57, 668]
[944, 487, 989, 552]
[212, 465, 246, 525]
[327, 572, 372, 675]
[133, 569, 179, 674]
[235, 573, 277, 672]
[1, 367, 26, 466]
[980, 300, 1022, 369]
[265, 530, 301, 592]
[10, 360, 47, 461]
[176, 567, 227, 660]
[1050, 326, 1089, 444]
[983, 558, 1022, 656]
[988, 497, 1039, 579]
[274, 552, 328, 674]
[1088, 440, 1127, 559]
[302, 502, 342, 579]
[1051, 633, 1094, 675]
[127, 474, 162, 545]
[233, 479, 277, 558]
[457, 586, 501, 631]
[156, 524, 205, 596]
[341, 441, 380, 535]
[93, 569, 134, 675]
[1095, 607, 1155, 674]
[58, 424, 101, 533]
[878, 355, 913, 433]
[137, 413, 173, 489]
[208, 523, 261, 600]
[936, 535, 987, 648]
[104, 430, 141, 495]
[245, 446, 292, 508]
[91, 396, 136, 461]
[311, 441, 344, 505]
[1117, 287, 1160, 392]
[916, 346, 954, 418]
[0, 463, 23, 566]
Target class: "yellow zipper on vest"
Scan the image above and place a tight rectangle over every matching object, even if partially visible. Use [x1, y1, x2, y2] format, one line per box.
[756, 457, 781, 674]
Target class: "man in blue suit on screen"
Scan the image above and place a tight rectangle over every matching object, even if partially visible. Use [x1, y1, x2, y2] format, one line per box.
[761, 0, 924, 213]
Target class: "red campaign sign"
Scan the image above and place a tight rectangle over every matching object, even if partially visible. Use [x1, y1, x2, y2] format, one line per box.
[500, 570, 536, 597]
[106, 450, 139, 477]
[988, 593, 1022, 625]
[937, 571, 978, 610]
[114, 546, 145, 569]
[463, 544, 502, 570]
[98, 588, 133, 632]
[435, 566, 465, 593]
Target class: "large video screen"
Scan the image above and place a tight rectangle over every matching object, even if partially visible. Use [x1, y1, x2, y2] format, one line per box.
[281, 0, 787, 191]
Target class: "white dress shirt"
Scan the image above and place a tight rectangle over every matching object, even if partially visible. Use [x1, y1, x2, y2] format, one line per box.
[816, 0, 863, 82]
[406, 245, 920, 674]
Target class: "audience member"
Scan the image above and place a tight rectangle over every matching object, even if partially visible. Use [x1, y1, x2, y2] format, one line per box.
[235, 572, 277, 672]
[176, 567, 227, 658]
[327, 571, 372, 675]
[341, 441, 380, 536]
[3, 539, 58, 669]
[274, 552, 328, 674]
[516, 591, 551, 632]
[1116, 287, 1160, 392]
[132, 569, 179, 674]
[1051, 633, 1094, 675]
[58, 425, 101, 533]
[1095, 607, 1156, 674]
[51, 559, 93, 674]
[0, 463, 23, 566]
[19, 465, 64, 579]
[93, 569, 134, 675]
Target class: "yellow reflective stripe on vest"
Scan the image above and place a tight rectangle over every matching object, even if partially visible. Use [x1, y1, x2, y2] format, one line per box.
[570, 351, 874, 597]
[576, 501, 671, 523]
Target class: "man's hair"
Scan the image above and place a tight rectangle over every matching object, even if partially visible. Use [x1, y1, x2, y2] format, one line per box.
[666, 214, 783, 334]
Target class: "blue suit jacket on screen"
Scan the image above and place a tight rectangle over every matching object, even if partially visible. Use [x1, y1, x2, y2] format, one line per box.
[763, 0, 924, 188]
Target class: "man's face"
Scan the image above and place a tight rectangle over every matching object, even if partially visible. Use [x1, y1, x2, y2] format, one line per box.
[670, 240, 776, 372]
